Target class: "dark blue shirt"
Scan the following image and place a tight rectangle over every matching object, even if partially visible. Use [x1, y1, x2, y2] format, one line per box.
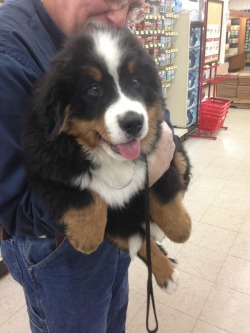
[0, 0, 66, 235]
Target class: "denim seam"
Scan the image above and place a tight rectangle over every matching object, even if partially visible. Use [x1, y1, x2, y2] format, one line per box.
[29, 268, 49, 333]
[9, 239, 24, 286]
[18, 239, 48, 332]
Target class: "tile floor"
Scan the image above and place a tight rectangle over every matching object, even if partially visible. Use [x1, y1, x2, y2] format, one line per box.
[1, 107, 250, 333]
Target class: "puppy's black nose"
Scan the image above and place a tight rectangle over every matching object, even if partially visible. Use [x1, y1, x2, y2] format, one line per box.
[119, 111, 144, 137]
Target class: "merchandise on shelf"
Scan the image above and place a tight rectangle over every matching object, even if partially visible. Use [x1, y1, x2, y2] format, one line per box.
[166, 11, 202, 130]
[225, 21, 231, 56]
[187, 105, 197, 127]
[128, 0, 180, 97]
[245, 19, 250, 63]
[186, 24, 202, 127]
[228, 18, 240, 55]
[188, 70, 198, 89]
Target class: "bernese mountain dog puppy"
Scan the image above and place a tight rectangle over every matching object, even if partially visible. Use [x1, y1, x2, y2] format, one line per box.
[23, 25, 191, 293]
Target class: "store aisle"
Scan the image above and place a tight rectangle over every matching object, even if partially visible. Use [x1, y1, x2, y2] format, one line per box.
[1, 108, 250, 333]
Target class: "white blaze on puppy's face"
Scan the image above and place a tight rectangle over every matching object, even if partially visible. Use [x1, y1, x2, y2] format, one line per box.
[92, 30, 122, 82]
[92, 30, 149, 160]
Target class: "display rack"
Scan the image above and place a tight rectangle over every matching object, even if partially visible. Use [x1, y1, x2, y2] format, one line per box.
[129, 1, 179, 98]
[202, 63, 231, 97]
[244, 19, 250, 64]
[225, 12, 248, 72]
[190, 0, 231, 140]
[191, 63, 231, 140]
[229, 18, 240, 55]
[225, 20, 231, 56]
[166, 12, 203, 133]
[187, 22, 203, 129]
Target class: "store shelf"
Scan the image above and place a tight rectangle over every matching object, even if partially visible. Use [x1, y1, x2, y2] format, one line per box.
[226, 13, 248, 71]
[167, 12, 202, 129]
[173, 127, 189, 141]
[228, 18, 240, 55]
[129, 1, 180, 96]
[244, 19, 250, 62]
[188, 84, 199, 91]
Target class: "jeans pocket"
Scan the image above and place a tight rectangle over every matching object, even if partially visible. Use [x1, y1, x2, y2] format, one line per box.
[18, 236, 68, 270]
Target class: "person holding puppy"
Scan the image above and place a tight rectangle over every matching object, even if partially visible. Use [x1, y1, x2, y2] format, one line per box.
[0, 0, 175, 332]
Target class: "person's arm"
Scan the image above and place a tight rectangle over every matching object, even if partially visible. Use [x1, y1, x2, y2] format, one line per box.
[0, 53, 64, 236]
[147, 121, 175, 187]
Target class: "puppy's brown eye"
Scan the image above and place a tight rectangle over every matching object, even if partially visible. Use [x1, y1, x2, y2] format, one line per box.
[88, 84, 103, 97]
[131, 78, 140, 88]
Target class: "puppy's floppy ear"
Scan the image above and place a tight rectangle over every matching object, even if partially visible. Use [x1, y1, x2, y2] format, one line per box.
[32, 65, 73, 142]
[45, 99, 66, 142]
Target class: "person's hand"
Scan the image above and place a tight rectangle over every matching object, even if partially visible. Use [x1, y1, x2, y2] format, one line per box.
[147, 121, 175, 187]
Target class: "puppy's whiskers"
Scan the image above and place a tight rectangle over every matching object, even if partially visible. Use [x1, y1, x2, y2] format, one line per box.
[94, 128, 112, 148]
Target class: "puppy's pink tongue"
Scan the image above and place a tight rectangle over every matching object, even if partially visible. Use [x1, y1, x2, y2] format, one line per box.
[117, 140, 141, 160]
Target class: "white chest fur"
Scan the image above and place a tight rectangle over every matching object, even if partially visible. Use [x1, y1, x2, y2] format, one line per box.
[73, 149, 146, 208]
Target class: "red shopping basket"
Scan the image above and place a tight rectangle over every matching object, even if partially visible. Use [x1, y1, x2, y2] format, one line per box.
[190, 97, 231, 139]
[200, 97, 231, 114]
[199, 108, 228, 132]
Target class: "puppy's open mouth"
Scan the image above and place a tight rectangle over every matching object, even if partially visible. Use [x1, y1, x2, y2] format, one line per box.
[102, 138, 141, 160]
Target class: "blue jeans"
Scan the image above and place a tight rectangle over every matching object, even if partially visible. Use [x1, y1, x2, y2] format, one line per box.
[1, 236, 130, 333]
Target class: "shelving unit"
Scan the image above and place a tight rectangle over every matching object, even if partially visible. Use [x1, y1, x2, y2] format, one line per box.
[225, 12, 248, 72]
[187, 23, 203, 128]
[228, 18, 240, 55]
[167, 12, 202, 132]
[129, 1, 180, 98]
[244, 19, 250, 64]
[225, 20, 231, 56]
[190, 0, 231, 140]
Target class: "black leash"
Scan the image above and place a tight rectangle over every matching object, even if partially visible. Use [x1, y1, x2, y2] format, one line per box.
[144, 155, 159, 333]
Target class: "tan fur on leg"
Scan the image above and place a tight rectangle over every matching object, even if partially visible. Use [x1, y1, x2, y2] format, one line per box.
[139, 237, 177, 290]
[174, 152, 187, 175]
[62, 192, 107, 253]
[108, 234, 177, 291]
[150, 192, 191, 243]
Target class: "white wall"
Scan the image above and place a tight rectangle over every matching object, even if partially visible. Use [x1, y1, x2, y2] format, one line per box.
[229, 0, 250, 10]
[182, 0, 199, 10]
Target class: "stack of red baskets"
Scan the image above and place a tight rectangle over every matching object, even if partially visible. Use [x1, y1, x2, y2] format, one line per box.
[199, 97, 231, 133]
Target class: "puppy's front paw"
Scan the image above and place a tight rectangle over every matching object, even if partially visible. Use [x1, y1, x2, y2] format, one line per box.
[154, 257, 179, 293]
[150, 192, 192, 244]
[170, 212, 192, 243]
[162, 269, 179, 294]
[62, 192, 108, 254]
